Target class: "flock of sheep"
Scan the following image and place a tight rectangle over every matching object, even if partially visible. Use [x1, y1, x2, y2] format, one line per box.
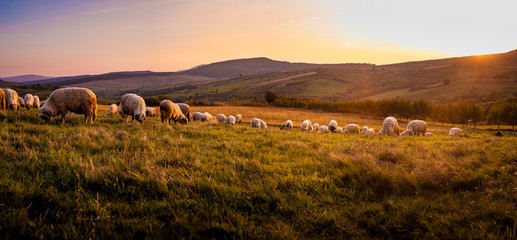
[1, 87, 468, 137]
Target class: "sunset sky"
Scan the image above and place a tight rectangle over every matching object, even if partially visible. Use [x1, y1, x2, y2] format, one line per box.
[1, 0, 515, 77]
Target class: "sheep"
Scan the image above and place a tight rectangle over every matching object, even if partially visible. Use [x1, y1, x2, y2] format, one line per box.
[145, 107, 157, 117]
[344, 124, 360, 134]
[259, 119, 267, 129]
[318, 125, 329, 133]
[119, 93, 146, 123]
[235, 114, 242, 123]
[160, 100, 188, 125]
[280, 120, 293, 130]
[217, 114, 227, 123]
[335, 127, 344, 133]
[328, 120, 338, 132]
[33, 95, 40, 110]
[109, 104, 118, 115]
[250, 118, 261, 128]
[312, 123, 320, 132]
[425, 132, 434, 137]
[193, 112, 207, 122]
[495, 131, 504, 137]
[24, 94, 34, 109]
[38, 87, 97, 124]
[366, 128, 375, 135]
[407, 120, 427, 136]
[301, 120, 312, 132]
[227, 115, 236, 125]
[378, 117, 400, 136]
[449, 127, 465, 137]
[40, 100, 46, 108]
[204, 112, 213, 121]
[3, 88, 19, 111]
[362, 126, 368, 134]
[0, 89, 4, 111]
[400, 129, 414, 136]
[18, 97, 25, 108]
[176, 103, 192, 121]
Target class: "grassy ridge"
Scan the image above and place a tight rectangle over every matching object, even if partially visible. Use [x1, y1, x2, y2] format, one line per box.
[0, 107, 516, 239]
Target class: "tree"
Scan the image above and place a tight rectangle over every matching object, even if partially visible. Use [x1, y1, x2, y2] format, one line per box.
[501, 97, 517, 130]
[264, 90, 278, 105]
[487, 103, 505, 129]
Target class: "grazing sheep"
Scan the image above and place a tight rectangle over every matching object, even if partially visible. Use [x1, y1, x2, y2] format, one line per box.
[250, 118, 261, 128]
[280, 120, 293, 130]
[24, 94, 34, 109]
[18, 97, 25, 108]
[204, 112, 213, 121]
[217, 114, 227, 123]
[193, 112, 207, 122]
[449, 127, 465, 137]
[119, 93, 146, 123]
[335, 127, 344, 133]
[109, 104, 118, 114]
[176, 103, 192, 121]
[3, 88, 19, 111]
[318, 125, 329, 133]
[362, 126, 368, 134]
[366, 128, 375, 135]
[235, 114, 242, 123]
[33, 95, 40, 109]
[425, 132, 434, 137]
[40, 100, 46, 108]
[344, 124, 360, 134]
[227, 115, 236, 125]
[329, 120, 338, 132]
[301, 120, 312, 132]
[378, 117, 400, 136]
[259, 119, 267, 129]
[145, 107, 157, 117]
[495, 131, 504, 137]
[0, 89, 5, 111]
[407, 120, 427, 136]
[160, 100, 188, 125]
[400, 129, 415, 136]
[38, 87, 97, 124]
[312, 123, 320, 132]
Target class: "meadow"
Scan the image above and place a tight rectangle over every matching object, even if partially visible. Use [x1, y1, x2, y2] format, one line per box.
[0, 105, 516, 239]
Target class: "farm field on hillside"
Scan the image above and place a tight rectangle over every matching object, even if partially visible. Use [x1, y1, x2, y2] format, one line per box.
[0, 106, 516, 239]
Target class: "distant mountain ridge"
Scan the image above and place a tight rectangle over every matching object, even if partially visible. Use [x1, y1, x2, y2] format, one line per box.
[4, 74, 52, 83]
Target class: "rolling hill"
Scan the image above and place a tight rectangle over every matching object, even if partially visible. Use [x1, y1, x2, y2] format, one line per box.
[3, 74, 52, 83]
[22, 49, 517, 102]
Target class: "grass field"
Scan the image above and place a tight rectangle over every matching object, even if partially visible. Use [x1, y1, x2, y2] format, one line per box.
[1, 106, 516, 239]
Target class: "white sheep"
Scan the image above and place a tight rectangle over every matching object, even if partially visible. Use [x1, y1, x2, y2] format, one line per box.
[160, 100, 188, 125]
[145, 107, 157, 117]
[335, 127, 344, 133]
[312, 123, 320, 132]
[235, 114, 242, 123]
[328, 120, 338, 132]
[175, 103, 192, 121]
[362, 126, 368, 134]
[318, 125, 329, 133]
[259, 119, 267, 129]
[400, 129, 414, 136]
[24, 94, 34, 109]
[18, 97, 25, 108]
[366, 128, 375, 135]
[119, 93, 146, 123]
[344, 124, 360, 134]
[378, 117, 400, 136]
[301, 120, 312, 132]
[109, 104, 118, 115]
[217, 114, 227, 123]
[204, 112, 213, 121]
[38, 87, 97, 124]
[193, 112, 207, 122]
[227, 115, 236, 125]
[449, 128, 465, 137]
[250, 118, 261, 128]
[3, 88, 19, 111]
[407, 120, 427, 136]
[33, 95, 40, 110]
[425, 132, 433, 137]
[280, 120, 293, 130]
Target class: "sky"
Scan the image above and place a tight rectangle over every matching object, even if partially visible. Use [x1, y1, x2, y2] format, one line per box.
[1, 0, 516, 77]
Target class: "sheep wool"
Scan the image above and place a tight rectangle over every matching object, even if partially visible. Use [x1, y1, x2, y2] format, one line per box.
[362, 126, 368, 134]
[235, 114, 242, 123]
[227, 115, 236, 125]
[250, 118, 261, 128]
[145, 107, 157, 117]
[120, 93, 146, 123]
[0, 89, 5, 111]
[217, 114, 227, 123]
[366, 128, 375, 135]
[33, 95, 40, 110]
[280, 120, 293, 130]
[378, 117, 400, 136]
[449, 128, 465, 137]
[407, 120, 427, 136]
[176, 103, 192, 121]
[335, 127, 344, 133]
[3, 88, 19, 111]
[109, 104, 118, 114]
[400, 129, 414, 136]
[204, 112, 213, 121]
[425, 132, 433, 137]
[193, 112, 207, 122]
[24, 94, 34, 109]
[160, 100, 188, 125]
[312, 123, 320, 132]
[38, 87, 97, 124]
[344, 124, 360, 134]
[318, 125, 329, 133]
[301, 120, 312, 132]
[18, 97, 25, 108]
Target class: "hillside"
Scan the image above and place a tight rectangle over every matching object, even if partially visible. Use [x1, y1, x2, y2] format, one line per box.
[3, 74, 52, 83]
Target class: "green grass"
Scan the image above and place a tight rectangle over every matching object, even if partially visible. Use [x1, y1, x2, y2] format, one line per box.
[1, 107, 516, 239]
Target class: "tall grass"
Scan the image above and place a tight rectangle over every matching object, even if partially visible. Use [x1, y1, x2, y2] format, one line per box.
[0, 107, 515, 239]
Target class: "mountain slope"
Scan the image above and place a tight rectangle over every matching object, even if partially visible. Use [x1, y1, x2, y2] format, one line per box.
[4, 74, 52, 83]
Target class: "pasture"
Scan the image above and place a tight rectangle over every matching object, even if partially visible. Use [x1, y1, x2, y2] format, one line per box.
[0, 106, 516, 239]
